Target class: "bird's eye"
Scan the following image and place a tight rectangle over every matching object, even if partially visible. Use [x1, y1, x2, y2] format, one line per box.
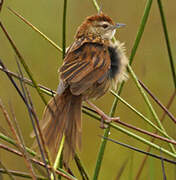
[102, 24, 108, 29]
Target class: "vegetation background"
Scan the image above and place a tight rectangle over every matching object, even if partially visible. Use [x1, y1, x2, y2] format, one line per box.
[0, 0, 176, 179]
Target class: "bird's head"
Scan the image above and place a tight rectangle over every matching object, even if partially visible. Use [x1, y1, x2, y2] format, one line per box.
[75, 13, 125, 40]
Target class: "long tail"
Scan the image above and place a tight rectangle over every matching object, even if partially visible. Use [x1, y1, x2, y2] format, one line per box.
[38, 89, 82, 163]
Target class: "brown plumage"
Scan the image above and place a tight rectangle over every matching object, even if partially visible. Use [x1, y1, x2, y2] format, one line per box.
[33, 13, 128, 163]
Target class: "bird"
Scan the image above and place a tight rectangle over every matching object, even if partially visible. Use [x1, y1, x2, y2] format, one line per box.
[34, 12, 128, 164]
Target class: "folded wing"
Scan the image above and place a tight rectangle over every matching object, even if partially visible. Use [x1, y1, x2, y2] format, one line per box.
[59, 42, 111, 95]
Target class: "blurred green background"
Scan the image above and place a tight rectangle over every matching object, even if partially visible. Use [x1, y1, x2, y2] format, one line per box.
[0, 0, 176, 179]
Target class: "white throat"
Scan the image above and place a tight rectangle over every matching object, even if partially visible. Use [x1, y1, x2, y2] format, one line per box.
[103, 29, 116, 39]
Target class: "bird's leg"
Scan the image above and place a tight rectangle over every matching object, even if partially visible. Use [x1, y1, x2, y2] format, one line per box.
[85, 100, 120, 129]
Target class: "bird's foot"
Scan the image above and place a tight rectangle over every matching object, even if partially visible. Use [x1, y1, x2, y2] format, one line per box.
[85, 100, 120, 129]
[100, 115, 120, 129]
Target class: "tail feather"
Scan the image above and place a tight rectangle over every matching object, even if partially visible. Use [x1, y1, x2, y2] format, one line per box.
[64, 94, 82, 162]
[36, 89, 82, 163]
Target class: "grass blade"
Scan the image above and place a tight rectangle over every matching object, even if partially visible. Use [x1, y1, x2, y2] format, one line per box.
[135, 90, 176, 179]
[0, 60, 51, 179]
[0, 22, 48, 106]
[0, 168, 46, 180]
[128, 65, 176, 153]
[139, 80, 176, 123]
[115, 158, 129, 180]
[0, 161, 15, 180]
[0, 143, 77, 180]
[62, 0, 67, 58]
[74, 154, 90, 180]
[0, 0, 3, 12]
[92, 0, 153, 179]
[101, 136, 176, 165]
[8, 7, 62, 52]
[129, 0, 153, 64]
[157, 0, 176, 88]
[52, 1, 68, 179]
[160, 150, 167, 180]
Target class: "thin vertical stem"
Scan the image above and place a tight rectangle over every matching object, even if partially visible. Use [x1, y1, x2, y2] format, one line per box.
[135, 0, 176, 178]
[139, 80, 176, 123]
[53, 1, 68, 179]
[128, 65, 176, 153]
[92, 0, 100, 12]
[135, 90, 176, 180]
[129, 0, 153, 65]
[62, 0, 67, 59]
[157, 0, 176, 88]
[0, 161, 15, 180]
[0, 0, 3, 12]
[0, 60, 51, 179]
[74, 154, 90, 180]
[8, 8, 62, 52]
[0, 22, 48, 107]
[92, 0, 153, 179]
[51, 135, 65, 180]
[93, 126, 110, 180]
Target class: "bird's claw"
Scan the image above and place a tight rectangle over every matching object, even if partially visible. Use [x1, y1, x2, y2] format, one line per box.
[99, 115, 120, 129]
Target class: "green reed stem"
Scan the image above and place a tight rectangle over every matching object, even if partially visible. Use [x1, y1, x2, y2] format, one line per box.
[111, 125, 176, 159]
[1, 68, 175, 157]
[62, 0, 67, 59]
[135, 1, 176, 178]
[110, 90, 175, 141]
[92, 126, 110, 180]
[1, 66, 175, 145]
[0, 132, 36, 156]
[82, 109, 176, 159]
[8, 7, 62, 53]
[92, 0, 153, 179]
[0, 161, 15, 180]
[51, 135, 65, 180]
[157, 0, 176, 88]
[129, 0, 153, 64]
[52, 1, 68, 179]
[0, 22, 48, 107]
[0, 133, 76, 180]
[128, 65, 176, 153]
[92, 0, 100, 12]
[0, 168, 46, 180]
[8, 4, 90, 178]
[74, 153, 90, 180]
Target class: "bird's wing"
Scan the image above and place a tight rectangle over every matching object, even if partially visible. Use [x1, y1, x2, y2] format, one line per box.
[59, 42, 111, 95]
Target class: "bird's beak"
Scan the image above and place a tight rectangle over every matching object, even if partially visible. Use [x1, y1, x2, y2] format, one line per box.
[112, 23, 126, 29]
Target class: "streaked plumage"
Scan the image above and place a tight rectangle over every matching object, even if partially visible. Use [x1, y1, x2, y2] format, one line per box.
[33, 13, 128, 163]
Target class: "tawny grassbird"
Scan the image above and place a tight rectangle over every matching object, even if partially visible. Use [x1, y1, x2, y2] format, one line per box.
[34, 13, 128, 163]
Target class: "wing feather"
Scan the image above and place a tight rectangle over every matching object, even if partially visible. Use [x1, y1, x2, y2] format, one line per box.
[59, 42, 111, 95]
